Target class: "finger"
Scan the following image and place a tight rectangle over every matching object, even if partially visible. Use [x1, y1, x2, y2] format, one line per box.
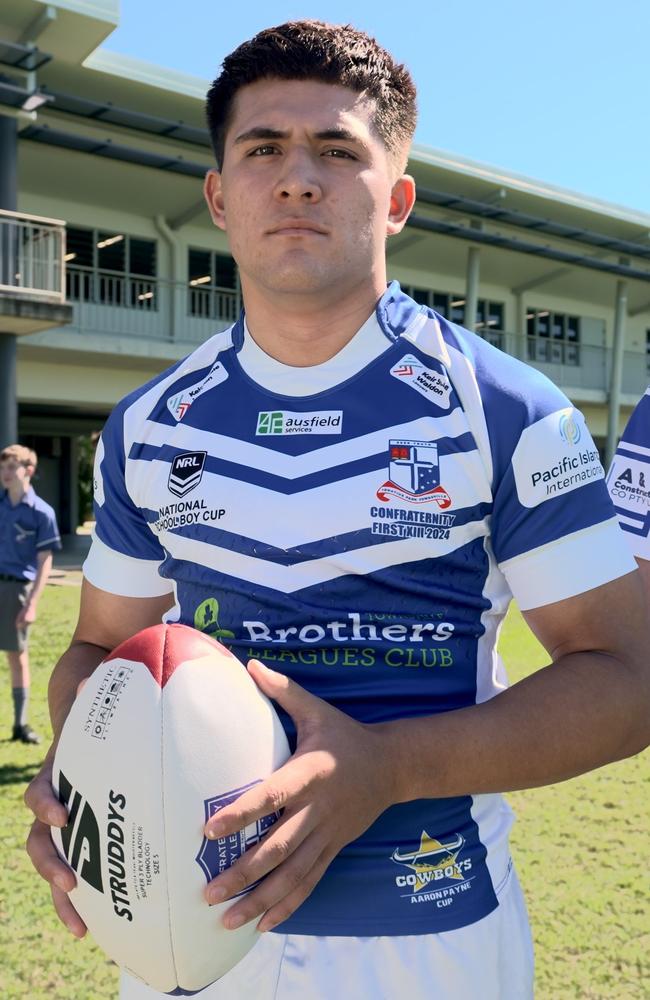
[51, 885, 87, 938]
[247, 660, 329, 726]
[24, 770, 68, 828]
[203, 755, 310, 840]
[206, 805, 314, 904]
[26, 819, 77, 893]
[221, 836, 332, 931]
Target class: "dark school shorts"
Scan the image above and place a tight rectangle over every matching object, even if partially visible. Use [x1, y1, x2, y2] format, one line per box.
[0, 579, 32, 652]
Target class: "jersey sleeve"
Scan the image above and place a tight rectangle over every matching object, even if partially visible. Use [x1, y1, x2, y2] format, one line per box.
[606, 389, 650, 560]
[83, 405, 173, 598]
[482, 366, 636, 610]
[36, 505, 61, 552]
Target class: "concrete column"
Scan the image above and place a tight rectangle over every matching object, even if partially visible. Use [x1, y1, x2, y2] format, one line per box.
[0, 335, 18, 447]
[465, 247, 480, 331]
[0, 116, 17, 209]
[515, 292, 527, 360]
[154, 215, 181, 341]
[606, 280, 628, 469]
[0, 114, 18, 449]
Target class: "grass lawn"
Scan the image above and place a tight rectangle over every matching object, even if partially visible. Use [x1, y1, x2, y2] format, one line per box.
[0, 587, 648, 999]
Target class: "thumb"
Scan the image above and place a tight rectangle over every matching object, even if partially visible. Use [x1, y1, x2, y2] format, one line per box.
[247, 659, 325, 725]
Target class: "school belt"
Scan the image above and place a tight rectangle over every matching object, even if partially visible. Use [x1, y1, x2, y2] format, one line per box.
[0, 574, 27, 583]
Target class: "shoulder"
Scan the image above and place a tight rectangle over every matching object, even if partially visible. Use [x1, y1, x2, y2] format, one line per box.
[30, 492, 58, 524]
[102, 326, 237, 448]
[619, 387, 650, 446]
[437, 313, 570, 415]
[431, 313, 578, 486]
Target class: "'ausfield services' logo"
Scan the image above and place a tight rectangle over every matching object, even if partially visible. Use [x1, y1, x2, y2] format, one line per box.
[256, 410, 343, 435]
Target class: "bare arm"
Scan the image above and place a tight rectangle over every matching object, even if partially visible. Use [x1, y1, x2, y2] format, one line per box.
[202, 570, 650, 931]
[634, 556, 650, 613]
[24, 579, 174, 936]
[380, 571, 650, 800]
[16, 550, 52, 627]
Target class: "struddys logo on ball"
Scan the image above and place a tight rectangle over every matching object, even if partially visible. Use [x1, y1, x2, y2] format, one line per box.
[559, 411, 581, 446]
[391, 830, 473, 907]
[376, 440, 452, 508]
[196, 781, 280, 894]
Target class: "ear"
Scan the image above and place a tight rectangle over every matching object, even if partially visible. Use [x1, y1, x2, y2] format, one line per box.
[204, 169, 227, 232]
[387, 175, 416, 237]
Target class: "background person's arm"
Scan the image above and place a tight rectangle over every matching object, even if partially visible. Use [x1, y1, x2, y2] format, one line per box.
[24, 580, 174, 937]
[16, 550, 52, 627]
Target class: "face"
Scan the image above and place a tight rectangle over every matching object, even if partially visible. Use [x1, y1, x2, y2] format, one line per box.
[0, 458, 32, 491]
[204, 78, 415, 301]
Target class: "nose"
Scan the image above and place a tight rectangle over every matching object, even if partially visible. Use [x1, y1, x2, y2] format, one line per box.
[273, 149, 322, 203]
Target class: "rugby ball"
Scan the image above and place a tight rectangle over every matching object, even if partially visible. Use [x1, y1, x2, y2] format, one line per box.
[51, 623, 290, 994]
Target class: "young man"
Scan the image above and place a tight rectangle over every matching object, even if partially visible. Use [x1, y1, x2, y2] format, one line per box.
[607, 387, 650, 597]
[25, 21, 650, 1000]
[0, 444, 61, 744]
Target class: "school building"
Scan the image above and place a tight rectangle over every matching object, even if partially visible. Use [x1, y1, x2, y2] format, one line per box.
[1, 0, 649, 533]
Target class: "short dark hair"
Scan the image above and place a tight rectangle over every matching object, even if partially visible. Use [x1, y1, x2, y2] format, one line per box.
[206, 20, 417, 172]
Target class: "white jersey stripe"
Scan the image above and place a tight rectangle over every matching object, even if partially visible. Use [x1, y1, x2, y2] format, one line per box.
[159, 518, 490, 594]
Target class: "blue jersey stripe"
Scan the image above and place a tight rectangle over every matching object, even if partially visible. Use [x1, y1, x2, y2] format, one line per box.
[146, 500, 492, 565]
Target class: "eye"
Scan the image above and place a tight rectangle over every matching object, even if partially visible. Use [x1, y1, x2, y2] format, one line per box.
[323, 148, 356, 159]
[248, 145, 279, 157]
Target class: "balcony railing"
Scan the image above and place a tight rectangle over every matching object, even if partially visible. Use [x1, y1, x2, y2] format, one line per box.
[43, 273, 650, 398]
[0, 208, 66, 303]
[65, 266, 239, 344]
[474, 330, 647, 398]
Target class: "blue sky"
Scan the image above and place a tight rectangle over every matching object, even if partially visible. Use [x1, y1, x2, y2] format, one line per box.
[104, 0, 650, 213]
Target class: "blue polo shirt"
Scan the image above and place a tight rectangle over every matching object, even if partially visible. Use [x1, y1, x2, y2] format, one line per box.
[0, 486, 61, 581]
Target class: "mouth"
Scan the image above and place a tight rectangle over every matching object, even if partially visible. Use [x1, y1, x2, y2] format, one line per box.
[266, 220, 328, 237]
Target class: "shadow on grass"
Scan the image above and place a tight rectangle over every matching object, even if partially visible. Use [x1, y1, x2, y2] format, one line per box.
[0, 762, 41, 787]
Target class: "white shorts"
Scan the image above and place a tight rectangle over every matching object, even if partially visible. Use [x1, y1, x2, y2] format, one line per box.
[120, 867, 533, 1000]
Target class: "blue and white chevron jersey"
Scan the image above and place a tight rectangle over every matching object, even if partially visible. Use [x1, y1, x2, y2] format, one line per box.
[85, 283, 634, 936]
[607, 387, 650, 560]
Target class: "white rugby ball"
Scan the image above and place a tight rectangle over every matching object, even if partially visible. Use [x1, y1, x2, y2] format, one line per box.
[51, 623, 290, 994]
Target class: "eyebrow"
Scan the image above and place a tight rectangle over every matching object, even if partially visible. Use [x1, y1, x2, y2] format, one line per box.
[233, 126, 364, 145]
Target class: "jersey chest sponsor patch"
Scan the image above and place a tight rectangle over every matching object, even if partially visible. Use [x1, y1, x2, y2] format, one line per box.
[390, 355, 452, 409]
[167, 363, 228, 422]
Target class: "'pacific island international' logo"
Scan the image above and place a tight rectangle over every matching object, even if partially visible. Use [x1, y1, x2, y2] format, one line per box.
[376, 440, 452, 508]
[196, 781, 280, 892]
[559, 411, 581, 446]
[391, 831, 467, 892]
[168, 451, 207, 498]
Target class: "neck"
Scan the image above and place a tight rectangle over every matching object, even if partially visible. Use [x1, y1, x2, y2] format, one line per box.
[240, 276, 386, 367]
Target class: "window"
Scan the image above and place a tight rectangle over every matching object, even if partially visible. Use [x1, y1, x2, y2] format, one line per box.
[188, 248, 239, 321]
[527, 309, 580, 365]
[403, 286, 505, 349]
[65, 226, 157, 309]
